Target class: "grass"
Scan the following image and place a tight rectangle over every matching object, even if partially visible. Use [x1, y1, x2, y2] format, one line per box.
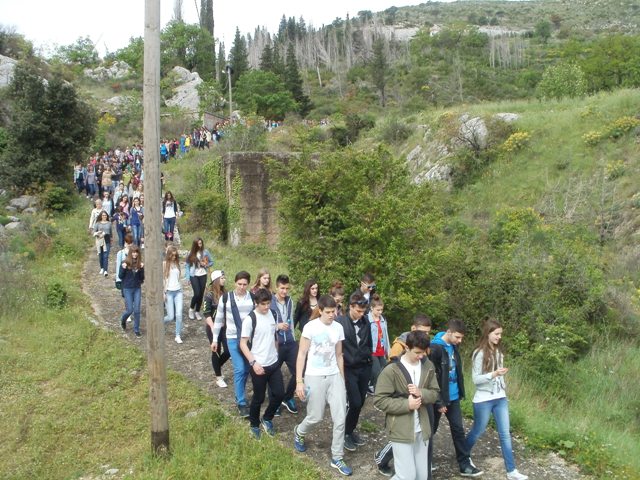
[0, 201, 321, 480]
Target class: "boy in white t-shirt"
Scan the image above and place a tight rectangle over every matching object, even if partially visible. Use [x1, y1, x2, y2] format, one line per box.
[240, 288, 285, 439]
[293, 295, 352, 476]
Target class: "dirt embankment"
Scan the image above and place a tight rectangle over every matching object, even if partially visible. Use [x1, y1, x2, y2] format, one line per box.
[82, 251, 589, 480]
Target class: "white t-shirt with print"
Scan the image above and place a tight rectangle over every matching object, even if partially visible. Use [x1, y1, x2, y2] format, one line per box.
[302, 319, 345, 376]
[241, 310, 278, 367]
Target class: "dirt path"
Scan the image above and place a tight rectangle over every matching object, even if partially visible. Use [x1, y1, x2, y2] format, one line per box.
[82, 249, 589, 480]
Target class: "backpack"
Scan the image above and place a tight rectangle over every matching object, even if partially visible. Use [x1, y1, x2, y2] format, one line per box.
[246, 309, 279, 351]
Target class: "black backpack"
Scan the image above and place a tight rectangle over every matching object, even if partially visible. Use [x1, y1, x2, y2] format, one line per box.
[246, 309, 279, 351]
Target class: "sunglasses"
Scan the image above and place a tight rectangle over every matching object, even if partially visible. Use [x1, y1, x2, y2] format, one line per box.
[352, 299, 369, 306]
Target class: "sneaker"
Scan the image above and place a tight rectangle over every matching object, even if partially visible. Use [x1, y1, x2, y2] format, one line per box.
[175, 336, 183, 344]
[367, 384, 375, 396]
[377, 465, 394, 477]
[250, 426, 261, 439]
[215, 376, 227, 388]
[293, 426, 307, 452]
[460, 465, 484, 477]
[188, 308, 195, 320]
[121, 318, 126, 331]
[195, 311, 203, 320]
[344, 434, 356, 452]
[350, 431, 366, 446]
[273, 406, 281, 417]
[261, 418, 276, 437]
[470, 459, 477, 469]
[506, 470, 529, 480]
[134, 331, 142, 338]
[331, 458, 353, 476]
[237, 405, 250, 418]
[104, 271, 108, 277]
[127, 315, 132, 323]
[99, 268, 104, 275]
[282, 398, 298, 414]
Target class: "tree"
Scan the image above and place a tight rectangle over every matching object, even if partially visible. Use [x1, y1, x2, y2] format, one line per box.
[112, 37, 144, 73]
[536, 62, 587, 100]
[200, 0, 214, 37]
[370, 38, 389, 107]
[229, 28, 249, 86]
[161, 21, 215, 80]
[216, 41, 226, 84]
[0, 63, 96, 191]
[234, 70, 296, 120]
[534, 20, 552, 43]
[284, 44, 312, 116]
[260, 43, 273, 71]
[54, 37, 99, 67]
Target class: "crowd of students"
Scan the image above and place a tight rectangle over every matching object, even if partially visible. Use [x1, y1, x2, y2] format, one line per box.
[81, 148, 528, 478]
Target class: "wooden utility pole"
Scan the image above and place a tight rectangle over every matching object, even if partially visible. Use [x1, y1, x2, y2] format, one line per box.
[143, 0, 170, 455]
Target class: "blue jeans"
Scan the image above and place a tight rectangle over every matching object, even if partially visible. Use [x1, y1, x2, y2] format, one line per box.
[163, 289, 183, 337]
[227, 337, 249, 407]
[122, 287, 142, 334]
[98, 243, 110, 271]
[466, 397, 516, 473]
[163, 217, 176, 238]
[131, 224, 142, 246]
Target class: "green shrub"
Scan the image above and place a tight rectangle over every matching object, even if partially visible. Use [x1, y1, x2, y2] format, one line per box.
[379, 117, 412, 144]
[46, 281, 68, 308]
[40, 183, 72, 212]
[182, 189, 227, 241]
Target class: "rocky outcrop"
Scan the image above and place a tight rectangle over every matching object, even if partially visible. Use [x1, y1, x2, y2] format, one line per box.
[0, 54, 17, 88]
[9, 195, 37, 211]
[165, 66, 202, 113]
[83, 61, 131, 81]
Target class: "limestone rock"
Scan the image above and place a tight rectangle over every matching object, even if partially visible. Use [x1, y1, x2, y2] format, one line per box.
[458, 115, 488, 150]
[165, 66, 203, 112]
[23, 207, 37, 214]
[10, 195, 37, 211]
[5, 205, 17, 213]
[0, 54, 17, 88]
[5, 221, 23, 231]
[83, 61, 131, 81]
[494, 112, 520, 123]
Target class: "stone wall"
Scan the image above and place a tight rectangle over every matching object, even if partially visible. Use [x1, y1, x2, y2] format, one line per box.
[223, 152, 292, 246]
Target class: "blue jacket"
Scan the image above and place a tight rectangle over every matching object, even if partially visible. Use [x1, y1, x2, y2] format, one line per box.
[429, 332, 465, 407]
[271, 295, 295, 344]
[367, 312, 390, 357]
[118, 264, 145, 289]
[185, 249, 214, 280]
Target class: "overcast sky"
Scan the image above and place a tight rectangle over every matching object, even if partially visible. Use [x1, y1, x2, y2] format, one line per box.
[0, 0, 430, 57]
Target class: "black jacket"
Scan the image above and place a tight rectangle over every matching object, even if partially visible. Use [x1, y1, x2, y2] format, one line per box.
[428, 341, 465, 408]
[336, 314, 373, 368]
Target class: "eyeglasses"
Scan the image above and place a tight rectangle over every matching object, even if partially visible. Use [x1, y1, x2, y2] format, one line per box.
[352, 299, 368, 306]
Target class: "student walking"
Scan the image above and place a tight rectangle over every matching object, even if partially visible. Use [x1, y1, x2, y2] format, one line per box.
[368, 295, 390, 393]
[374, 331, 440, 480]
[204, 270, 230, 388]
[93, 211, 112, 277]
[185, 238, 214, 320]
[251, 268, 271, 295]
[429, 319, 482, 477]
[466, 319, 529, 480]
[211, 271, 255, 417]
[162, 191, 179, 241]
[163, 246, 184, 344]
[293, 295, 352, 476]
[294, 278, 319, 333]
[119, 245, 144, 337]
[240, 289, 285, 438]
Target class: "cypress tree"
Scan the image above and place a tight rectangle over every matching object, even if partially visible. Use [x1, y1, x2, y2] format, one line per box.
[285, 43, 312, 116]
[229, 27, 249, 86]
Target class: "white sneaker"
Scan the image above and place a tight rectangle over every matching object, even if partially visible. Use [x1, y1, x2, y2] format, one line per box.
[195, 311, 203, 320]
[188, 308, 195, 320]
[104, 271, 108, 277]
[507, 469, 529, 480]
[127, 315, 132, 323]
[175, 336, 183, 344]
[99, 268, 104, 275]
[216, 377, 228, 388]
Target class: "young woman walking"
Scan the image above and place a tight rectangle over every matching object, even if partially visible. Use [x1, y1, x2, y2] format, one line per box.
[93, 210, 112, 276]
[185, 238, 214, 320]
[250, 267, 271, 295]
[162, 191, 180, 241]
[203, 270, 230, 388]
[129, 197, 144, 247]
[465, 319, 529, 480]
[294, 278, 319, 332]
[119, 245, 145, 337]
[163, 246, 184, 344]
[367, 295, 390, 393]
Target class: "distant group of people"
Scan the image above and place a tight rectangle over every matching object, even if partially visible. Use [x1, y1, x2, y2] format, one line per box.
[159, 125, 225, 162]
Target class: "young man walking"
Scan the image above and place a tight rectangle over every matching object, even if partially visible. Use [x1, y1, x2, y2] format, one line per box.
[374, 331, 440, 480]
[375, 313, 434, 476]
[429, 319, 483, 477]
[240, 288, 285, 438]
[293, 295, 352, 476]
[336, 291, 372, 452]
[270, 274, 299, 415]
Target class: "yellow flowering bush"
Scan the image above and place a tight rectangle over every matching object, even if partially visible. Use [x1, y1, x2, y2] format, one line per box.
[501, 131, 531, 153]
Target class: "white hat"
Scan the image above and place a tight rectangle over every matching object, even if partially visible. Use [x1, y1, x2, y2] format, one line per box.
[210, 270, 224, 283]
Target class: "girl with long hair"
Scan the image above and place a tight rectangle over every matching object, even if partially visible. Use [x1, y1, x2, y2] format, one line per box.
[118, 245, 145, 337]
[465, 319, 529, 480]
[163, 246, 184, 344]
[162, 191, 180, 241]
[203, 270, 230, 387]
[294, 278, 319, 332]
[329, 280, 345, 317]
[129, 197, 144, 246]
[367, 295, 390, 393]
[185, 237, 214, 320]
[250, 267, 271, 295]
[93, 210, 112, 277]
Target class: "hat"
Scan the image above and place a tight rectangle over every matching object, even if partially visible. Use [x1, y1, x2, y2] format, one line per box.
[210, 270, 224, 283]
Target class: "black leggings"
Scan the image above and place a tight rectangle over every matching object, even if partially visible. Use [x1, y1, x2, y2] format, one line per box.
[206, 324, 230, 376]
[189, 274, 207, 311]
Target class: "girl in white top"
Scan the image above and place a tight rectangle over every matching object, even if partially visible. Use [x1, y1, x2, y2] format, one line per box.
[163, 246, 184, 344]
[465, 319, 529, 480]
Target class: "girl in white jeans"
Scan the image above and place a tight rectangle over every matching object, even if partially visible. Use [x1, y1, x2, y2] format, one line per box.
[163, 246, 184, 344]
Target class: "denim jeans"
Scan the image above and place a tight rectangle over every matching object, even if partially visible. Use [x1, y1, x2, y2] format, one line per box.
[98, 243, 110, 271]
[163, 217, 176, 238]
[163, 289, 183, 337]
[466, 397, 516, 473]
[131, 224, 142, 246]
[227, 337, 249, 407]
[121, 287, 142, 334]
